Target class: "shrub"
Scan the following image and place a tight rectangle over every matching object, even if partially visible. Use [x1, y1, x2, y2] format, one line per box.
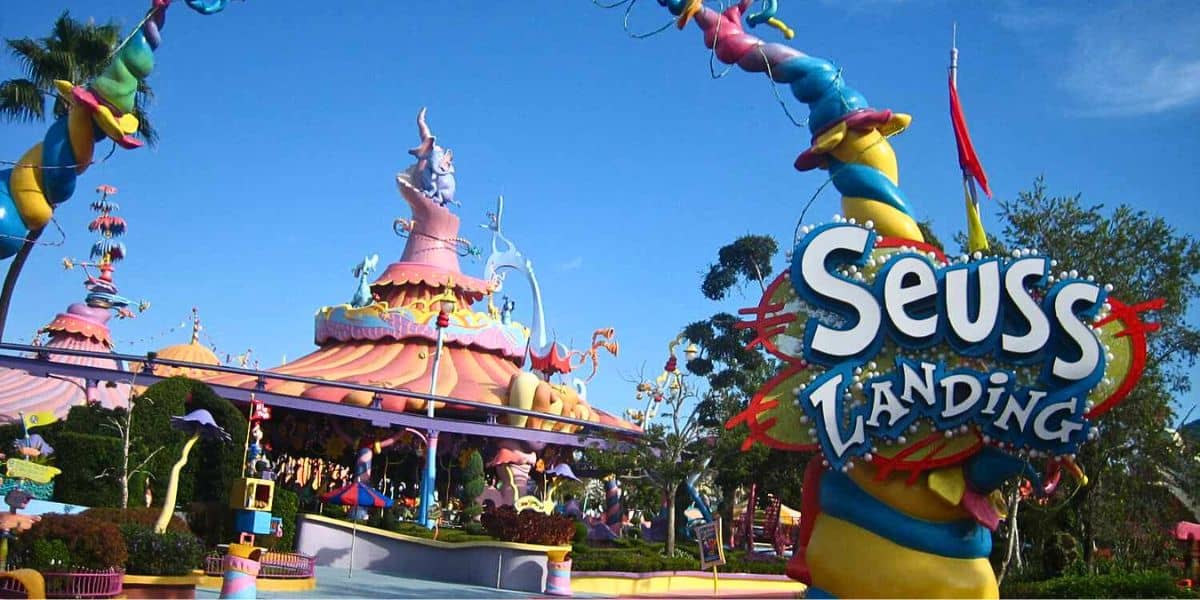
[1000, 570, 1199, 598]
[13, 514, 127, 570]
[24, 539, 71, 571]
[573, 521, 588, 545]
[121, 525, 205, 576]
[186, 501, 233, 548]
[1042, 531, 1081, 577]
[459, 450, 485, 523]
[81, 507, 190, 534]
[480, 506, 575, 546]
[51, 432, 123, 507]
[272, 487, 299, 552]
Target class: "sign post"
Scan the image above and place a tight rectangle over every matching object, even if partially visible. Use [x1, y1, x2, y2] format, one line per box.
[693, 518, 725, 596]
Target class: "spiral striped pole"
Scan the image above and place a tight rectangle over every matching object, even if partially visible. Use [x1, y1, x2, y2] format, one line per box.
[603, 477, 623, 536]
[654, 0, 924, 243]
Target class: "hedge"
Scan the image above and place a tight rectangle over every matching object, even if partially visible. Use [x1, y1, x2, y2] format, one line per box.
[80, 507, 190, 534]
[571, 538, 787, 574]
[1001, 571, 1199, 598]
[272, 487, 299, 552]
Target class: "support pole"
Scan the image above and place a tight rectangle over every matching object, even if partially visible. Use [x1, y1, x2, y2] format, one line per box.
[0, 231, 42, 341]
[419, 320, 447, 529]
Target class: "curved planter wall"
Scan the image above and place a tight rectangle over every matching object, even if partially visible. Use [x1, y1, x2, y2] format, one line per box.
[296, 514, 568, 594]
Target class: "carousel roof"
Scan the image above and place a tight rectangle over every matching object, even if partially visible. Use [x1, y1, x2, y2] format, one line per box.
[0, 303, 130, 422]
[130, 309, 220, 381]
[202, 112, 638, 434]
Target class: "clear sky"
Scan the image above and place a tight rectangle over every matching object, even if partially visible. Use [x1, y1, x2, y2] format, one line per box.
[2, 0, 1197, 422]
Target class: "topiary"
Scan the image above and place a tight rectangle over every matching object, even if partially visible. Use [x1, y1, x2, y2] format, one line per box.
[459, 450, 485, 523]
[13, 514, 127, 570]
[271, 487, 299, 552]
[182, 381, 247, 505]
[51, 432, 123, 507]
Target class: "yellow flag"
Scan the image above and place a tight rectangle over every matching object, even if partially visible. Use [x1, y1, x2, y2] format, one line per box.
[21, 410, 58, 431]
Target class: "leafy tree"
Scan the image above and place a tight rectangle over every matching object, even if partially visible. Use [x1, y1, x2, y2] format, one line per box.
[1, 11, 158, 144]
[585, 368, 711, 557]
[989, 178, 1200, 573]
[682, 234, 806, 542]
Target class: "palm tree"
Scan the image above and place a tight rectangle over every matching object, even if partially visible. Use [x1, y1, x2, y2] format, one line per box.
[0, 11, 158, 145]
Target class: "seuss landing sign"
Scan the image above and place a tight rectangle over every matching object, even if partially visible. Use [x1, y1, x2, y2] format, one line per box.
[730, 221, 1159, 474]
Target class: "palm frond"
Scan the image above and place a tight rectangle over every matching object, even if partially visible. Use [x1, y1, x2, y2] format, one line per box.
[6, 38, 51, 86]
[0, 79, 46, 123]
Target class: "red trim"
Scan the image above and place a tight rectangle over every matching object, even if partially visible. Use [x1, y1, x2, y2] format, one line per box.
[1086, 297, 1163, 419]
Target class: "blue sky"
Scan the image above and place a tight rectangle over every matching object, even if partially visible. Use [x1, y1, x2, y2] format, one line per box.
[2, 0, 1197, 422]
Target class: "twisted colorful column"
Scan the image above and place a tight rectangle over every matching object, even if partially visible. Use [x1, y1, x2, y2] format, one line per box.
[219, 543, 262, 599]
[0, 1, 171, 259]
[656, 0, 923, 243]
[603, 476, 623, 536]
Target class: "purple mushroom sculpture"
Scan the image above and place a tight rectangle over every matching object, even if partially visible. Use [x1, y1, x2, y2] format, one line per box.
[154, 409, 231, 533]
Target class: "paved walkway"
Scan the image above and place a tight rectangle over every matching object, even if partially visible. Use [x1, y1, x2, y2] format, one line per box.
[196, 566, 568, 599]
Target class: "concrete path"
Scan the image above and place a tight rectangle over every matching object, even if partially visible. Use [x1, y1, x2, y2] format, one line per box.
[196, 565, 561, 599]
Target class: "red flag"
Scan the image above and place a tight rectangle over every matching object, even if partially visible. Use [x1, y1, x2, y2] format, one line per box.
[949, 71, 992, 198]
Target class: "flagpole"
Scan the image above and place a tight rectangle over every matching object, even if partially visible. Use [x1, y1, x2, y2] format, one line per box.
[951, 22, 989, 253]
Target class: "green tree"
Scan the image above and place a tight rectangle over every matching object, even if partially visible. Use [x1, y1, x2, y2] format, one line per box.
[585, 368, 711, 557]
[682, 234, 806, 542]
[1, 11, 158, 144]
[991, 178, 1200, 573]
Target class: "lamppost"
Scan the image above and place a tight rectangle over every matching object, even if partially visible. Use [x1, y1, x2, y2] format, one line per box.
[418, 289, 456, 529]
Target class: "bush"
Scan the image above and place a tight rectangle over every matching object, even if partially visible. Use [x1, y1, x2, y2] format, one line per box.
[186, 501, 233, 548]
[570, 538, 787, 574]
[81, 507, 190, 534]
[121, 525, 205, 576]
[272, 487, 299, 552]
[459, 450, 485, 523]
[1042, 531, 1081, 577]
[480, 506, 576, 546]
[13, 514, 127, 570]
[1001, 570, 1199, 598]
[24, 539, 71, 571]
[51, 432, 123, 507]
[573, 521, 588, 545]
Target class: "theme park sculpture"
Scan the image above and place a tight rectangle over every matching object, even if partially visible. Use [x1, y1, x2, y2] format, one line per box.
[0, 0, 225, 259]
[593, 1, 1164, 597]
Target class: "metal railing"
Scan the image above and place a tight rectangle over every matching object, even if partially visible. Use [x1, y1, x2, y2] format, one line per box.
[0, 568, 123, 599]
[202, 551, 315, 579]
[0, 341, 641, 438]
